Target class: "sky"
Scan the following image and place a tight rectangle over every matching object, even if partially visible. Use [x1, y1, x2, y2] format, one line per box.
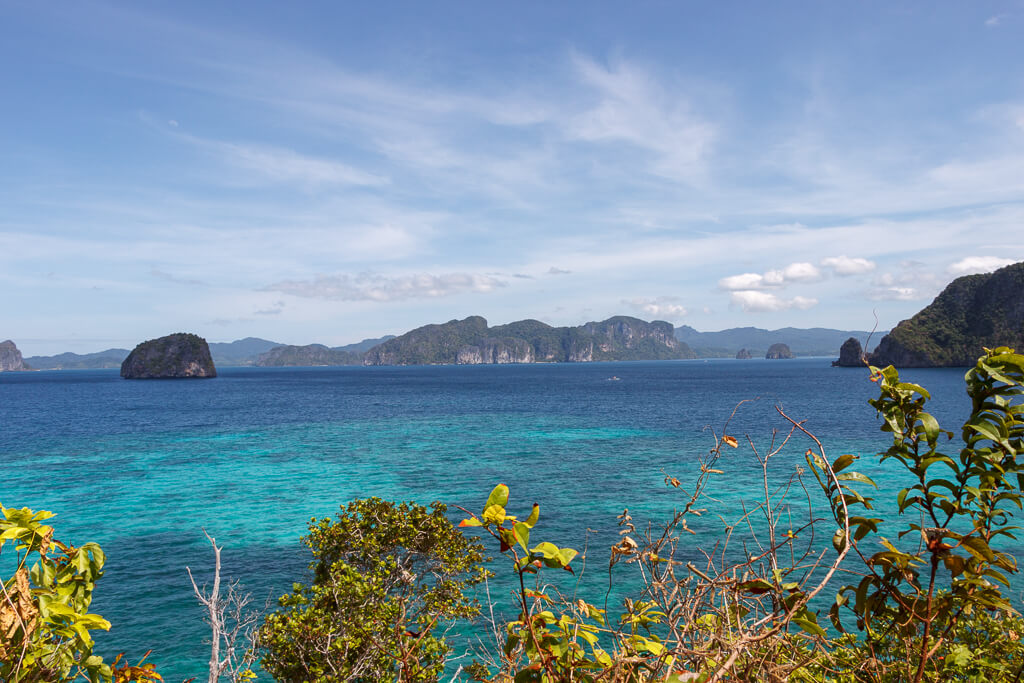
[2, 2, 1023, 356]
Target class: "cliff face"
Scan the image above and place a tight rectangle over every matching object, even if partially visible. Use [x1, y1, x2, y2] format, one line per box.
[869, 262, 1024, 367]
[765, 343, 794, 359]
[121, 333, 217, 379]
[363, 316, 696, 366]
[0, 340, 30, 371]
[832, 337, 865, 367]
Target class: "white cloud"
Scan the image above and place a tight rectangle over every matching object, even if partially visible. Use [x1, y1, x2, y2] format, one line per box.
[547, 267, 571, 275]
[867, 286, 919, 301]
[730, 290, 818, 312]
[780, 261, 822, 282]
[985, 15, 1003, 27]
[719, 272, 767, 290]
[822, 255, 876, 276]
[623, 296, 688, 319]
[718, 262, 821, 290]
[264, 272, 507, 302]
[947, 256, 1018, 276]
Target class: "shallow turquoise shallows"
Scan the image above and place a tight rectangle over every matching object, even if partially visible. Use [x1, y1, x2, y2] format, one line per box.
[0, 359, 986, 680]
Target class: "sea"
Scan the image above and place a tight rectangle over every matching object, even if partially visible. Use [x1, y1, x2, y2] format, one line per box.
[0, 359, 992, 681]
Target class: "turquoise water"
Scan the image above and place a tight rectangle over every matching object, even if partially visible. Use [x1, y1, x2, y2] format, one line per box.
[0, 360, 979, 680]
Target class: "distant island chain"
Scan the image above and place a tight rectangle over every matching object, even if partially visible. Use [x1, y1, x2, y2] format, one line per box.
[3, 262, 1022, 375]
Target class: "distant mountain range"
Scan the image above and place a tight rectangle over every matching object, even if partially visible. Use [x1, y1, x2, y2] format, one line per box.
[23, 348, 132, 370]
[254, 336, 395, 367]
[19, 321, 890, 369]
[675, 325, 885, 358]
[23, 336, 397, 369]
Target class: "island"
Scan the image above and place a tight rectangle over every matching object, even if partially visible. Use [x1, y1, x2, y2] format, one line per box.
[0, 340, 30, 371]
[869, 261, 1024, 367]
[765, 343, 794, 359]
[832, 337, 866, 367]
[121, 333, 217, 379]
[256, 344, 363, 367]
[735, 348, 752, 359]
[363, 315, 695, 365]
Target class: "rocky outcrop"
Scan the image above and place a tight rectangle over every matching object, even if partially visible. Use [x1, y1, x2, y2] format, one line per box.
[765, 343, 794, 360]
[363, 315, 696, 366]
[735, 348, 752, 360]
[869, 262, 1024, 367]
[832, 337, 866, 367]
[0, 340, 30, 371]
[121, 333, 217, 379]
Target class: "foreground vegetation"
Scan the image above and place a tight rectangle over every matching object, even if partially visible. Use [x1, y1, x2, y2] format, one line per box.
[2, 348, 1023, 681]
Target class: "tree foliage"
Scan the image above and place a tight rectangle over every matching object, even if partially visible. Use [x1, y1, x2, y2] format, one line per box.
[258, 498, 489, 682]
[0, 505, 161, 683]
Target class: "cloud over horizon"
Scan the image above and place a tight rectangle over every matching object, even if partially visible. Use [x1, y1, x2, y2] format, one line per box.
[264, 272, 508, 302]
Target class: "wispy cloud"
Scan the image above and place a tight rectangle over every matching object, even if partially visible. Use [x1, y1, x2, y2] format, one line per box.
[264, 272, 508, 302]
[178, 131, 389, 189]
[866, 286, 919, 301]
[866, 264, 943, 301]
[150, 267, 206, 287]
[821, 255, 876, 276]
[566, 54, 717, 184]
[255, 300, 286, 315]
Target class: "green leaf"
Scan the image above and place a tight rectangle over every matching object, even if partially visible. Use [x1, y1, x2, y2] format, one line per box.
[485, 483, 510, 510]
[832, 454, 857, 473]
[793, 613, 826, 638]
[837, 471, 877, 487]
[523, 503, 540, 529]
[737, 578, 774, 594]
[512, 522, 530, 551]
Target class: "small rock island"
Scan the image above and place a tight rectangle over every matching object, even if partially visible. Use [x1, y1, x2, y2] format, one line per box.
[832, 337, 865, 367]
[121, 333, 217, 379]
[735, 348, 752, 359]
[765, 343, 794, 359]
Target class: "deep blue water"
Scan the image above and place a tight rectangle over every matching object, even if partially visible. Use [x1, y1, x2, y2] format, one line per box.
[0, 359, 981, 680]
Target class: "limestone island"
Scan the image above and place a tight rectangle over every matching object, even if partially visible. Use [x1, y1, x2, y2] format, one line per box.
[735, 348, 752, 359]
[121, 333, 217, 379]
[0, 340, 31, 371]
[765, 343, 794, 359]
[869, 261, 1024, 367]
[832, 337, 866, 367]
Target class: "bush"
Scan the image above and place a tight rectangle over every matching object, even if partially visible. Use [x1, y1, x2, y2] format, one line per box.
[258, 498, 489, 682]
[0, 506, 161, 683]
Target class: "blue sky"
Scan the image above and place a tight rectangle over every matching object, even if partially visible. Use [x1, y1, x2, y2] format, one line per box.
[3, 1, 1023, 355]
